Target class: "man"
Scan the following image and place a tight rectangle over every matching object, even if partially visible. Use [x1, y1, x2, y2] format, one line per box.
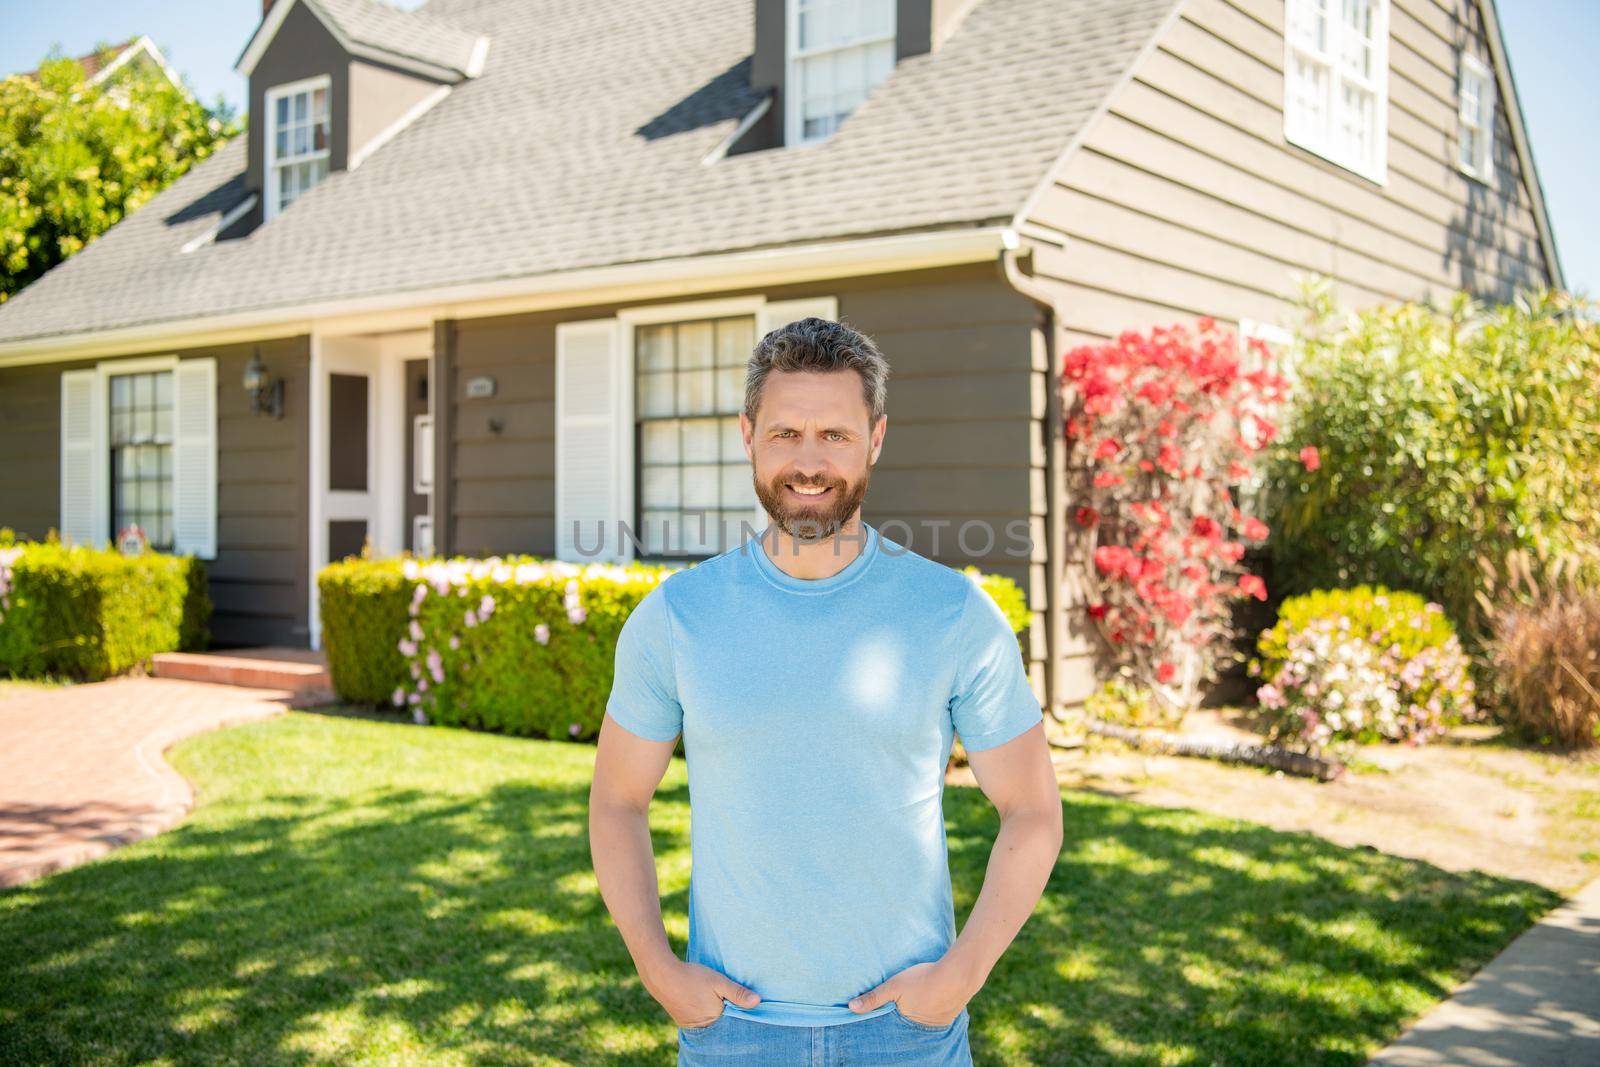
[589, 317, 1063, 1065]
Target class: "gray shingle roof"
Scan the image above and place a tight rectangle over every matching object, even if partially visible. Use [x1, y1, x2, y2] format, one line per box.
[0, 0, 1178, 346]
[287, 0, 484, 78]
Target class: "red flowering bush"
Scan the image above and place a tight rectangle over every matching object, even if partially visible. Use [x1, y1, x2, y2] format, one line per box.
[1062, 317, 1305, 715]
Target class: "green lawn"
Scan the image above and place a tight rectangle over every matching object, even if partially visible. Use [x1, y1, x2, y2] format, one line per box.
[0, 711, 1559, 1066]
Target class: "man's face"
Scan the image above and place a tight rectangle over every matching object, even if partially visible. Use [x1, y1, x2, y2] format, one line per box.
[743, 368, 885, 543]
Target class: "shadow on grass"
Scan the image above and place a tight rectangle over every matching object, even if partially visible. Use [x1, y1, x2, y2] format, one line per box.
[0, 714, 1561, 1066]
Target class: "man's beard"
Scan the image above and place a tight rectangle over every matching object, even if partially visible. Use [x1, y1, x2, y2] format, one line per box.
[752, 465, 870, 543]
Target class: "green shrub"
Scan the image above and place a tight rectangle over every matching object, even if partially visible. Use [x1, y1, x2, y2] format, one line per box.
[1085, 675, 1182, 730]
[964, 566, 1030, 651]
[318, 558, 411, 705]
[1266, 281, 1600, 648]
[1249, 585, 1477, 748]
[0, 540, 210, 680]
[320, 553, 1032, 743]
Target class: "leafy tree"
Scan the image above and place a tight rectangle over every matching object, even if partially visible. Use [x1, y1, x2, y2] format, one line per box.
[0, 45, 240, 302]
[1265, 276, 1600, 648]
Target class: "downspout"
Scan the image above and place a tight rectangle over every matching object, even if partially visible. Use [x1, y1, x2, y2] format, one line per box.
[997, 227, 1069, 718]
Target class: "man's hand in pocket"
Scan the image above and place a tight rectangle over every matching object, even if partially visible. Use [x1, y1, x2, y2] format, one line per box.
[644, 959, 761, 1028]
[846, 961, 971, 1027]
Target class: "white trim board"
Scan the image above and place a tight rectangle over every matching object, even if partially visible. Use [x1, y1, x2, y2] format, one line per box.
[0, 227, 1011, 367]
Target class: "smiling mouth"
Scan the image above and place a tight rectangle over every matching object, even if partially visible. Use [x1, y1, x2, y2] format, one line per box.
[786, 483, 834, 498]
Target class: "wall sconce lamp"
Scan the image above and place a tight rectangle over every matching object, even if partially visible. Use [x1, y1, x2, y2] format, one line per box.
[243, 348, 284, 419]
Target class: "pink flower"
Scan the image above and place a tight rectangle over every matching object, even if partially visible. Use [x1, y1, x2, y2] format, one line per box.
[407, 691, 421, 705]
[392, 687, 405, 707]
[568, 722, 581, 737]
[535, 623, 550, 645]
[413, 707, 428, 726]
[398, 638, 417, 657]
[1156, 661, 1176, 683]
[409, 619, 423, 642]
[449, 635, 460, 650]
[464, 610, 479, 628]
[417, 677, 429, 693]
[480, 594, 496, 615]
[567, 606, 587, 625]
[1300, 445, 1321, 471]
[1238, 574, 1268, 601]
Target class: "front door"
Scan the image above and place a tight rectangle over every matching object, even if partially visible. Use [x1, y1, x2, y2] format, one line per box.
[321, 341, 380, 565]
[312, 331, 433, 648]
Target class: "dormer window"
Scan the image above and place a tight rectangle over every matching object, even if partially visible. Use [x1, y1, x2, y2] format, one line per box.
[787, 0, 895, 145]
[265, 75, 331, 219]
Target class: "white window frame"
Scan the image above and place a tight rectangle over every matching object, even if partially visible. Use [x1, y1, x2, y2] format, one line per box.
[1457, 51, 1497, 186]
[264, 74, 332, 221]
[620, 296, 768, 560]
[1282, 0, 1390, 185]
[785, 0, 896, 147]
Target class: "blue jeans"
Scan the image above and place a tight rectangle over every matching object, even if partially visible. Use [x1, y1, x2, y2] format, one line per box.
[677, 1005, 973, 1065]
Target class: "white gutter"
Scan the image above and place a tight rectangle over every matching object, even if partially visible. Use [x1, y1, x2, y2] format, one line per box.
[0, 226, 1011, 367]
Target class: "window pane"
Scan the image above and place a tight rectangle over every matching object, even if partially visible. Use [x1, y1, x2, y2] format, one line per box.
[312, 86, 328, 119]
[642, 419, 679, 464]
[676, 369, 715, 416]
[715, 318, 754, 366]
[681, 417, 719, 463]
[111, 375, 130, 410]
[1287, 54, 1329, 143]
[641, 465, 680, 508]
[294, 91, 308, 121]
[275, 96, 289, 124]
[154, 371, 171, 408]
[638, 325, 674, 371]
[638, 372, 674, 417]
[677, 321, 714, 369]
[716, 367, 746, 412]
[720, 416, 746, 462]
[682, 465, 719, 509]
[641, 510, 679, 555]
[721, 464, 756, 507]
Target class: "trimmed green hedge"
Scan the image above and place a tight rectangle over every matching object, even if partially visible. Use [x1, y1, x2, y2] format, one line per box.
[0, 539, 211, 680]
[318, 552, 1032, 742]
[318, 558, 411, 705]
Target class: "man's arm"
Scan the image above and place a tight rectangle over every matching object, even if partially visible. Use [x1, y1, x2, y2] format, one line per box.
[589, 713, 761, 1026]
[589, 713, 682, 987]
[938, 720, 1063, 994]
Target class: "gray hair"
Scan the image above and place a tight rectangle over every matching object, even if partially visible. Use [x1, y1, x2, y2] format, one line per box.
[744, 316, 890, 426]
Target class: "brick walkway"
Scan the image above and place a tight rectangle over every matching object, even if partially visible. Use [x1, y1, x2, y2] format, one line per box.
[0, 677, 290, 888]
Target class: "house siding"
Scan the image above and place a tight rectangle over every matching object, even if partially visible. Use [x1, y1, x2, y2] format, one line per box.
[1013, 0, 1557, 704]
[246, 0, 351, 200]
[438, 262, 1054, 696]
[0, 339, 311, 649]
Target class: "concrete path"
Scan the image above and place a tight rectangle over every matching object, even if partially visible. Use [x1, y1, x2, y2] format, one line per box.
[0, 677, 289, 888]
[1369, 875, 1600, 1066]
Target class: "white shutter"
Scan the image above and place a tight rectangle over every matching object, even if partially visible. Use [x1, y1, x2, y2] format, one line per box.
[556, 318, 623, 563]
[753, 296, 839, 531]
[59, 369, 105, 547]
[172, 357, 218, 559]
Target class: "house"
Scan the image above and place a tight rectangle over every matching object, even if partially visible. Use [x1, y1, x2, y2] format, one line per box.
[0, 0, 1563, 711]
[19, 35, 187, 93]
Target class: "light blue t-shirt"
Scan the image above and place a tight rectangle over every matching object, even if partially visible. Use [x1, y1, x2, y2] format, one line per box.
[605, 521, 1044, 1028]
